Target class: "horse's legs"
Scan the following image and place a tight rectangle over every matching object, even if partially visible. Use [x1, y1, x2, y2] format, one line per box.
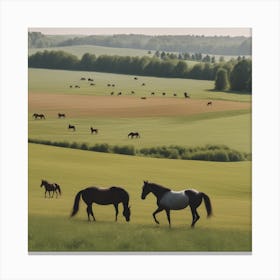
[45, 190, 47, 198]
[114, 203, 119, 221]
[89, 204, 96, 221]
[190, 205, 200, 228]
[153, 207, 164, 224]
[86, 205, 92, 222]
[165, 209, 171, 228]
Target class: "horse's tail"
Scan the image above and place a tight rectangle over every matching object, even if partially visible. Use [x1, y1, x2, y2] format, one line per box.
[70, 190, 83, 217]
[55, 184, 62, 195]
[201, 192, 212, 217]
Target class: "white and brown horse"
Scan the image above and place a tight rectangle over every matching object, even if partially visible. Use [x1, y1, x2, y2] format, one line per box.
[141, 181, 212, 228]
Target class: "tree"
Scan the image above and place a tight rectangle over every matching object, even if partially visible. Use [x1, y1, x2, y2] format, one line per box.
[80, 53, 96, 70]
[230, 59, 251, 91]
[174, 61, 188, 77]
[215, 68, 229, 90]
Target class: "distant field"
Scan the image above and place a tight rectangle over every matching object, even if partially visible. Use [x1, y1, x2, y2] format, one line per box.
[28, 45, 246, 64]
[28, 45, 154, 58]
[29, 68, 252, 102]
[29, 143, 251, 252]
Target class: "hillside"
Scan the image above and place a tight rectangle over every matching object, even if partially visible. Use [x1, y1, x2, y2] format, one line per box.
[28, 32, 252, 56]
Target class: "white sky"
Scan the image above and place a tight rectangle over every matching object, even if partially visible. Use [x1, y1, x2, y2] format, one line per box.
[29, 27, 251, 37]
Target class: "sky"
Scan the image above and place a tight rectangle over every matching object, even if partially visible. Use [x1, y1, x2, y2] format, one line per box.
[29, 28, 251, 37]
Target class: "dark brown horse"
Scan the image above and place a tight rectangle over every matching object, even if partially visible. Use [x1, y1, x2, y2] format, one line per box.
[58, 113, 66, 118]
[90, 127, 98, 134]
[40, 179, 62, 198]
[128, 132, 140, 138]
[71, 186, 131, 222]
[33, 113, 45, 119]
[68, 124, 76, 131]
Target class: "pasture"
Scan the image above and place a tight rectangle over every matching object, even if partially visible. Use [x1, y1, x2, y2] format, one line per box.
[29, 143, 251, 252]
[29, 68, 252, 102]
[28, 67, 251, 252]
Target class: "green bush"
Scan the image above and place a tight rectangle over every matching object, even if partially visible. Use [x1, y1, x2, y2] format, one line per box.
[28, 139, 249, 162]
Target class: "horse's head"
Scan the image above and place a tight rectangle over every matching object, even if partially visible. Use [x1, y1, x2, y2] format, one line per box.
[40, 179, 46, 188]
[123, 205, 131, 222]
[141, 180, 151, 200]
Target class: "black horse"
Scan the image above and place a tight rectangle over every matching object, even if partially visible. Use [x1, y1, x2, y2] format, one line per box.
[90, 127, 98, 134]
[141, 181, 212, 228]
[128, 132, 140, 138]
[58, 113, 66, 118]
[207, 101, 212, 106]
[68, 124, 76, 131]
[33, 113, 45, 119]
[71, 186, 131, 222]
[40, 179, 62, 198]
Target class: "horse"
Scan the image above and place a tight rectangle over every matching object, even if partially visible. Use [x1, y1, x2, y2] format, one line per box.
[90, 127, 98, 134]
[128, 132, 140, 138]
[40, 179, 62, 198]
[141, 181, 212, 228]
[151, 92, 155, 95]
[70, 186, 131, 222]
[33, 113, 45, 120]
[58, 113, 66, 118]
[207, 101, 212, 106]
[118, 92, 122, 96]
[141, 97, 147, 100]
[68, 124, 76, 131]
[184, 92, 190, 98]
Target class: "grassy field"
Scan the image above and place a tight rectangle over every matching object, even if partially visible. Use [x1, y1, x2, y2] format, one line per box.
[29, 68, 251, 102]
[28, 67, 251, 252]
[28, 44, 155, 58]
[28, 112, 251, 153]
[29, 143, 251, 252]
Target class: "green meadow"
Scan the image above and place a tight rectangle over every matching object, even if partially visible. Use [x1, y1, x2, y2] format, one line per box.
[28, 68, 251, 102]
[28, 66, 252, 252]
[28, 112, 251, 153]
[29, 143, 251, 252]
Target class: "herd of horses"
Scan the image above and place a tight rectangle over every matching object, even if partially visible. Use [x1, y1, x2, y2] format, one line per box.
[40, 179, 212, 228]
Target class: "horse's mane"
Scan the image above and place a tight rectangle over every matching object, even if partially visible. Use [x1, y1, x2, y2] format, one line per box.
[148, 182, 171, 192]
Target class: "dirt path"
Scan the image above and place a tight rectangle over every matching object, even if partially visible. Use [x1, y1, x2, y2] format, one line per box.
[29, 93, 251, 118]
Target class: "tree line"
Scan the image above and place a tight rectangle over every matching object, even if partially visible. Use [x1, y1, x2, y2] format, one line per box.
[29, 32, 251, 56]
[28, 50, 251, 92]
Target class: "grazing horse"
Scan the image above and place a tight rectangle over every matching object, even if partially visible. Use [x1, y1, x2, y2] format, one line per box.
[184, 92, 190, 98]
[58, 113, 66, 118]
[141, 181, 212, 228]
[118, 92, 122, 96]
[33, 113, 45, 120]
[207, 101, 212, 106]
[162, 92, 166, 96]
[151, 92, 155, 95]
[141, 97, 147, 100]
[128, 132, 140, 139]
[70, 186, 131, 222]
[68, 124, 76, 131]
[40, 179, 62, 198]
[90, 127, 98, 134]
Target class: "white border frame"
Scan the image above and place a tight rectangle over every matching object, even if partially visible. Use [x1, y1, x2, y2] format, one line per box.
[1, 0, 280, 279]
